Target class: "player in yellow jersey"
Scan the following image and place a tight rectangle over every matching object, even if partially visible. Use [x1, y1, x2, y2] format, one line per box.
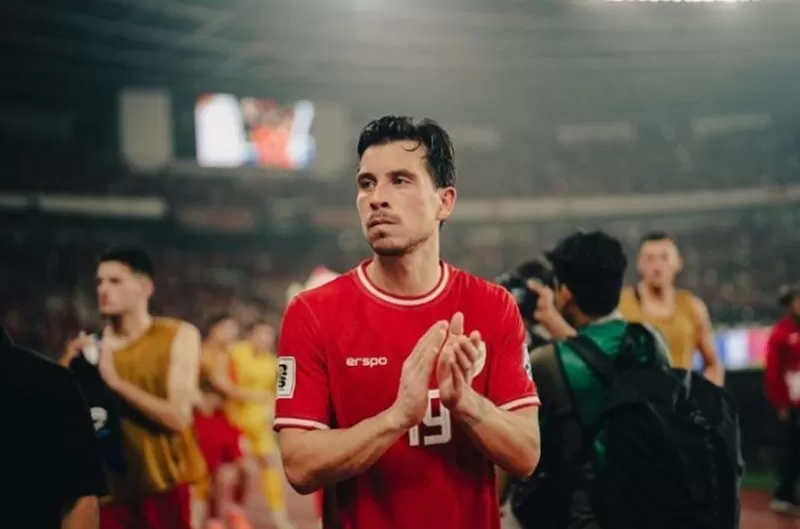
[92, 247, 207, 529]
[228, 320, 295, 529]
[618, 232, 724, 386]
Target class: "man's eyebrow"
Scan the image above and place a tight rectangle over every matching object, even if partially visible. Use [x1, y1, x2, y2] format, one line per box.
[387, 169, 416, 178]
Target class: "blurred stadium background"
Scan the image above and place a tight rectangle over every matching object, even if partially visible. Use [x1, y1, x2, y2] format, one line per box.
[1, 0, 799, 526]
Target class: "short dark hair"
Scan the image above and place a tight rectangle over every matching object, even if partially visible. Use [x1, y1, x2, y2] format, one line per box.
[204, 312, 235, 336]
[548, 230, 627, 317]
[640, 231, 675, 246]
[98, 246, 154, 278]
[356, 115, 456, 189]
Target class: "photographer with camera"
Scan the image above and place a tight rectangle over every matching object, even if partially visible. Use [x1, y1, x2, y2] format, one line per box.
[496, 257, 573, 350]
[509, 231, 741, 529]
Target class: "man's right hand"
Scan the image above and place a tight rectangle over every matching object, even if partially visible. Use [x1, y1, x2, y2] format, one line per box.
[389, 320, 448, 430]
[61, 331, 95, 366]
[527, 280, 559, 324]
[526, 280, 577, 340]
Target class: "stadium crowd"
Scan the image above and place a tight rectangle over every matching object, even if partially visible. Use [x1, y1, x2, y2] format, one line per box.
[2, 118, 797, 202]
[2, 206, 798, 358]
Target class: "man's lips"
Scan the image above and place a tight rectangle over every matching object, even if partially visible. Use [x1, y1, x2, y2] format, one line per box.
[367, 218, 397, 228]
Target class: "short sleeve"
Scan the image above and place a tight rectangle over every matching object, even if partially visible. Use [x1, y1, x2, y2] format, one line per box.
[486, 290, 540, 411]
[273, 296, 332, 431]
[56, 370, 108, 503]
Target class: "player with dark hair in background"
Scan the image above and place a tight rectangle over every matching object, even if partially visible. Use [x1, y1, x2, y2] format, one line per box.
[274, 116, 540, 529]
[90, 247, 207, 529]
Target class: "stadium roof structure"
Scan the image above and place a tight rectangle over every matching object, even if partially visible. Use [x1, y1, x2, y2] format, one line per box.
[1, 0, 799, 122]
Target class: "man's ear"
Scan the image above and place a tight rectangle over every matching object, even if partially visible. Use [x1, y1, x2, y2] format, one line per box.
[674, 253, 684, 275]
[140, 276, 155, 298]
[436, 187, 457, 224]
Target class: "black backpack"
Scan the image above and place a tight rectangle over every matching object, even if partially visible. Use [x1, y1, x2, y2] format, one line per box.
[512, 323, 743, 529]
[70, 352, 126, 474]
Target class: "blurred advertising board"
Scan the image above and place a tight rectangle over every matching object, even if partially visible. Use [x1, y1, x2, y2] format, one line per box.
[691, 325, 772, 371]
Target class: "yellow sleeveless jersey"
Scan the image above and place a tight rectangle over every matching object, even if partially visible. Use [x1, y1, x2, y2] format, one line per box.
[618, 286, 699, 370]
[225, 341, 277, 433]
[106, 318, 207, 501]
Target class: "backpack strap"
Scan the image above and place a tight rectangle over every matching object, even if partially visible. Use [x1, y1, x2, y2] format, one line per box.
[529, 343, 575, 418]
[569, 335, 616, 385]
[568, 322, 668, 385]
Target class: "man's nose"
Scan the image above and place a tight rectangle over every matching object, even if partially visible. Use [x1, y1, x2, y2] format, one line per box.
[370, 199, 390, 211]
[369, 182, 391, 210]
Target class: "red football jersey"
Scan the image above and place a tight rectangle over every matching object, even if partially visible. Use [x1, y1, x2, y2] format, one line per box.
[274, 260, 539, 529]
[194, 409, 243, 475]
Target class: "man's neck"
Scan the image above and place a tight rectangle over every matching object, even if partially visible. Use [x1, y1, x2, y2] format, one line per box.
[571, 310, 622, 329]
[639, 281, 674, 304]
[108, 310, 152, 341]
[367, 240, 441, 297]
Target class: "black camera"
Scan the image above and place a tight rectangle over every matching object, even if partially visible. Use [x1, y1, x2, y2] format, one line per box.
[497, 256, 557, 349]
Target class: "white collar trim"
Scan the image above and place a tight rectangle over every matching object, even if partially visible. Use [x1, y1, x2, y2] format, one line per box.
[356, 262, 450, 307]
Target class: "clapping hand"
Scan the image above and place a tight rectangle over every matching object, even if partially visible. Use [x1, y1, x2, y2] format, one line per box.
[389, 320, 448, 430]
[437, 313, 485, 411]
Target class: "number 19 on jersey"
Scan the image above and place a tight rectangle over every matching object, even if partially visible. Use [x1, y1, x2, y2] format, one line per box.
[408, 389, 452, 447]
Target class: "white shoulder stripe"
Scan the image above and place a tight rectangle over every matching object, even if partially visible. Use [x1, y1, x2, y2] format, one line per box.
[499, 396, 541, 411]
[273, 417, 330, 430]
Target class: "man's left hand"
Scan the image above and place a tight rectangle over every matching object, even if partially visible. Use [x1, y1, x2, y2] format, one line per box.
[438, 332, 484, 410]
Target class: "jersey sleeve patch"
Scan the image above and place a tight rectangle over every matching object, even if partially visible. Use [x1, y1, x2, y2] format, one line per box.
[522, 343, 532, 380]
[276, 356, 296, 398]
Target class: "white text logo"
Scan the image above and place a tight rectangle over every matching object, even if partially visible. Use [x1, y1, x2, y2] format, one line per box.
[90, 406, 108, 431]
[346, 357, 388, 368]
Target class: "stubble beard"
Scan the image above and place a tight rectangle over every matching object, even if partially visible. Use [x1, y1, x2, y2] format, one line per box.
[369, 231, 432, 258]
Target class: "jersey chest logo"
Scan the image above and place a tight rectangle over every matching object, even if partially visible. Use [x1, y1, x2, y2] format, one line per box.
[346, 356, 388, 368]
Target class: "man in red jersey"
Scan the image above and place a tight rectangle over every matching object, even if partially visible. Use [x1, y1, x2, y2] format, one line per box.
[274, 116, 541, 529]
[765, 283, 800, 515]
[194, 313, 254, 529]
